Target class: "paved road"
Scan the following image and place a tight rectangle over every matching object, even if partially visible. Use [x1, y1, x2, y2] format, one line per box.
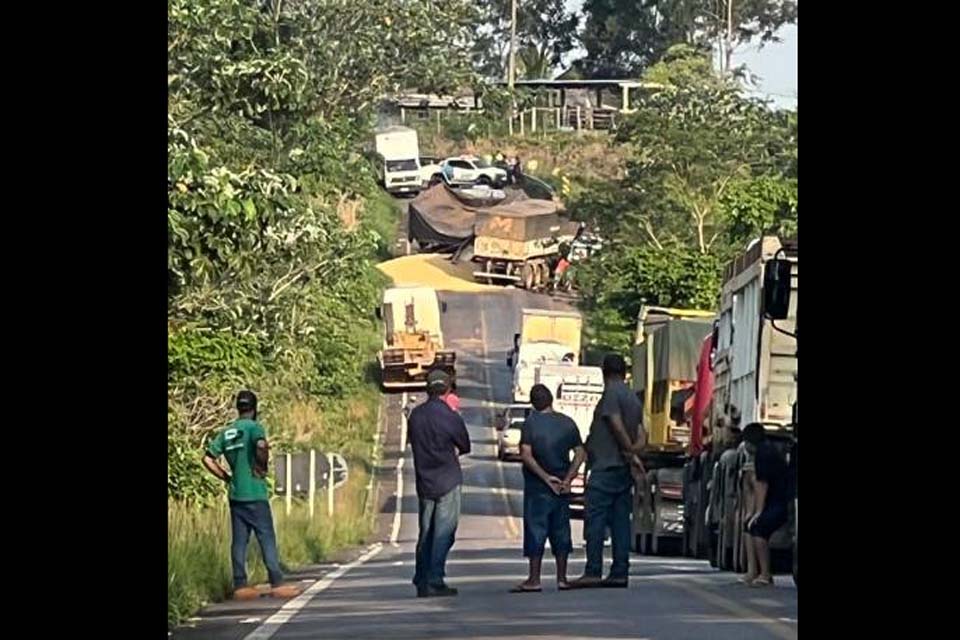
[176, 289, 797, 640]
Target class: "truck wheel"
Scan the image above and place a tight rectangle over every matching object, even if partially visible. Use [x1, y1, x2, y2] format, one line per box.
[478, 175, 492, 186]
[537, 262, 551, 290]
[430, 173, 443, 186]
[521, 263, 535, 289]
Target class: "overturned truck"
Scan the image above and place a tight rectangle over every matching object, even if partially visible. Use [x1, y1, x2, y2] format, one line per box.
[407, 183, 580, 290]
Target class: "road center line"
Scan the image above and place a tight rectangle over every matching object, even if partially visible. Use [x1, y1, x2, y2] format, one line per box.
[479, 303, 520, 538]
[390, 392, 407, 547]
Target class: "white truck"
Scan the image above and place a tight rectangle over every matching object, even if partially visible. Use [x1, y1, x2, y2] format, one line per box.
[545, 364, 604, 517]
[374, 126, 422, 195]
[506, 309, 583, 402]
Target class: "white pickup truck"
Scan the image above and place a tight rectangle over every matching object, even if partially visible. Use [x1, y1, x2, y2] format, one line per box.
[441, 155, 508, 188]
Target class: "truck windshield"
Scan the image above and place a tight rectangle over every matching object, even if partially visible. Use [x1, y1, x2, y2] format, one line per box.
[472, 157, 491, 168]
[386, 159, 418, 172]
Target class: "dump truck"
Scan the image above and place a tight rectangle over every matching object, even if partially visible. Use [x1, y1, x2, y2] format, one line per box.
[630, 306, 716, 555]
[681, 236, 797, 577]
[377, 286, 456, 390]
[506, 308, 583, 402]
[472, 201, 580, 290]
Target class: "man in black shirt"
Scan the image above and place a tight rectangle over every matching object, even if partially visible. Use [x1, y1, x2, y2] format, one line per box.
[512, 384, 586, 593]
[742, 422, 789, 587]
[407, 369, 472, 597]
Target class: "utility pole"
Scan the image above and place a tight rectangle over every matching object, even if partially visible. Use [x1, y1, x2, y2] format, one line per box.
[725, 0, 734, 75]
[508, 0, 518, 89]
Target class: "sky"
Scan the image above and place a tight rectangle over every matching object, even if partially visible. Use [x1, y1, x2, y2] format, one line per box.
[562, 0, 798, 110]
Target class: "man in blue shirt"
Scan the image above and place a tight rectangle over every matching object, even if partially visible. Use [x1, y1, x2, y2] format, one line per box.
[407, 369, 471, 598]
[512, 384, 586, 593]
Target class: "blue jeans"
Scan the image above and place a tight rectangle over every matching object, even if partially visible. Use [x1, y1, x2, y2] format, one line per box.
[584, 467, 633, 579]
[230, 500, 284, 588]
[413, 485, 461, 589]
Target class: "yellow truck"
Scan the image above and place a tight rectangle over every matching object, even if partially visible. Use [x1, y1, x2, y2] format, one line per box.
[631, 305, 716, 555]
[377, 286, 456, 390]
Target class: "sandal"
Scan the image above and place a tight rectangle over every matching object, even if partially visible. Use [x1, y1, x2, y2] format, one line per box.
[749, 577, 773, 588]
[509, 583, 542, 593]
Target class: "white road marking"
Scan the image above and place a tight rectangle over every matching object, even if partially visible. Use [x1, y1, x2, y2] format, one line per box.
[242, 543, 384, 640]
[390, 392, 408, 547]
[239, 618, 261, 624]
[479, 304, 520, 539]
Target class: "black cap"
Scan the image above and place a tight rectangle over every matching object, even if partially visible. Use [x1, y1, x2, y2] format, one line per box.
[426, 369, 451, 393]
[236, 390, 258, 412]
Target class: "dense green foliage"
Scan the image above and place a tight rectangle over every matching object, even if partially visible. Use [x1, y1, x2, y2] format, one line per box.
[167, 0, 476, 500]
[569, 47, 797, 354]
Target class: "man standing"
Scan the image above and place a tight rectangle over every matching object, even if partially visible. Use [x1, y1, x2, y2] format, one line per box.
[512, 384, 586, 593]
[407, 369, 471, 597]
[202, 391, 300, 600]
[740, 423, 790, 587]
[570, 354, 644, 589]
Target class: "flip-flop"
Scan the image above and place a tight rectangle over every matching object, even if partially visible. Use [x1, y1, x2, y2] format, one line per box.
[557, 581, 572, 591]
[509, 584, 542, 593]
[749, 577, 773, 588]
[737, 575, 757, 585]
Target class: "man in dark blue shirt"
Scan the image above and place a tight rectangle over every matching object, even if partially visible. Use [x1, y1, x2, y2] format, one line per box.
[407, 369, 471, 598]
[512, 384, 586, 593]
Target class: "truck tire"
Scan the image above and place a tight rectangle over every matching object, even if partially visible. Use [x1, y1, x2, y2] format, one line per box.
[478, 175, 492, 186]
[537, 262, 551, 290]
[521, 263, 535, 289]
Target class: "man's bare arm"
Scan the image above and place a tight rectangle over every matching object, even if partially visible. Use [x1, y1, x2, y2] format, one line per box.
[605, 412, 635, 455]
[520, 444, 562, 494]
[561, 445, 587, 491]
[202, 454, 231, 482]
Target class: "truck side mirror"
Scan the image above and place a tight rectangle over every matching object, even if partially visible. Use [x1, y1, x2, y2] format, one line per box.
[495, 415, 506, 431]
[763, 257, 792, 320]
[375, 307, 382, 320]
[513, 333, 520, 350]
[507, 356, 513, 368]
[441, 301, 448, 313]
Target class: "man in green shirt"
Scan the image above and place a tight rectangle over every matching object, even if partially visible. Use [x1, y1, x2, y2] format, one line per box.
[203, 390, 295, 599]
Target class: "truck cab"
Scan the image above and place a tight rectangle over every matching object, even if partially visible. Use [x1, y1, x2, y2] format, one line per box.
[374, 126, 422, 195]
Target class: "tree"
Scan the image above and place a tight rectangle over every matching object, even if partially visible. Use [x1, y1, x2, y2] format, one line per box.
[574, 0, 797, 77]
[473, 0, 580, 80]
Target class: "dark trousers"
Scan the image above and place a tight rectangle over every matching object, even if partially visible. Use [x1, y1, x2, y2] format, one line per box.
[413, 485, 461, 588]
[230, 500, 284, 588]
[584, 467, 633, 579]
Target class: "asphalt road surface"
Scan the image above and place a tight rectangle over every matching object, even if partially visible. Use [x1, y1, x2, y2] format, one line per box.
[175, 289, 797, 640]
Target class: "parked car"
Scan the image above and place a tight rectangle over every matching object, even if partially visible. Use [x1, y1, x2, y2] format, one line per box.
[441, 155, 508, 188]
[495, 404, 531, 462]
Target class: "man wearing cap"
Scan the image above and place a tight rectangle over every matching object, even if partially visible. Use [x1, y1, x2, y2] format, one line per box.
[407, 369, 471, 597]
[203, 391, 299, 600]
[569, 353, 645, 589]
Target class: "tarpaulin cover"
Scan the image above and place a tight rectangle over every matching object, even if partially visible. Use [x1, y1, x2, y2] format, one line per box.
[652, 320, 714, 383]
[408, 183, 567, 252]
